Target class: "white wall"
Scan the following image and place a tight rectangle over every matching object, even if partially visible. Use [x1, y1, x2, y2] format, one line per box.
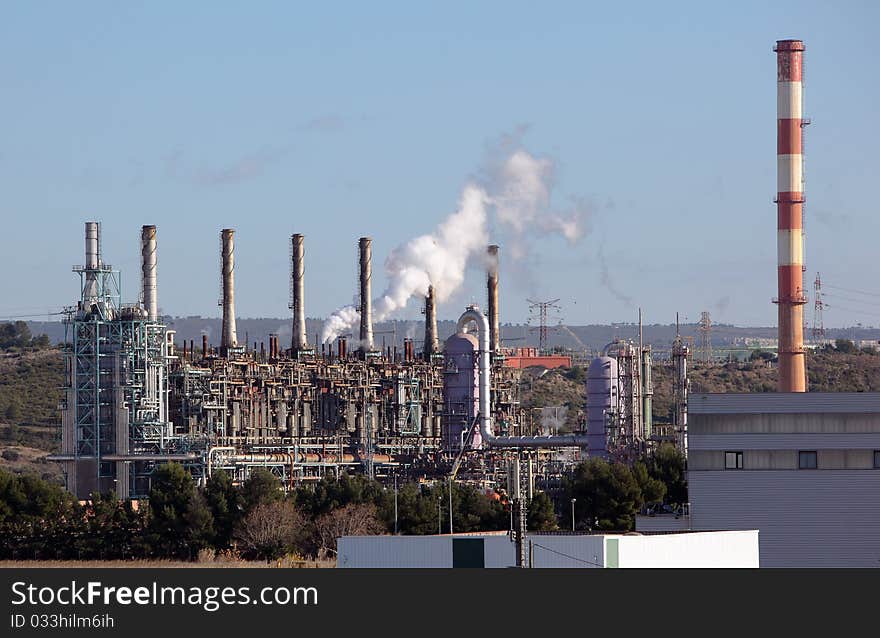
[614, 531, 759, 568]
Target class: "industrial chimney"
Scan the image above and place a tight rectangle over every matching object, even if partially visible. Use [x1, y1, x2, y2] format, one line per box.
[775, 39, 807, 392]
[358, 237, 374, 352]
[424, 284, 439, 359]
[290, 233, 308, 351]
[487, 244, 500, 354]
[220, 228, 238, 353]
[141, 225, 158, 321]
[83, 221, 100, 302]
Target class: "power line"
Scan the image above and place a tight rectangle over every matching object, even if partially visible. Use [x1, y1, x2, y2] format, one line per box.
[824, 283, 880, 298]
[0, 311, 65, 321]
[530, 541, 604, 567]
[822, 292, 880, 308]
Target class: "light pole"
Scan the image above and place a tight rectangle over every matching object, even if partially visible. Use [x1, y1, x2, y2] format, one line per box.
[438, 493, 442, 535]
[571, 498, 577, 532]
[448, 478, 453, 535]
[393, 472, 398, 535]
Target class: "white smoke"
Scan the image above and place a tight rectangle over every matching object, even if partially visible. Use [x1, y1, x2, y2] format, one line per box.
[320, 146, 591, 344]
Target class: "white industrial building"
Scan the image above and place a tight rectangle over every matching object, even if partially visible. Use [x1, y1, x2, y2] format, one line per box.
[688, 392, 880, 567]
[337, 530, 758, 568]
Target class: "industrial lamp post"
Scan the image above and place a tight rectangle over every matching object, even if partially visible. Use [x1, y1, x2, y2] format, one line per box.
[571, 498, 577, 532]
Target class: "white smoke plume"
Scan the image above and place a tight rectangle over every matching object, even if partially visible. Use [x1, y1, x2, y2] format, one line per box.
[320, 146, 590, 344]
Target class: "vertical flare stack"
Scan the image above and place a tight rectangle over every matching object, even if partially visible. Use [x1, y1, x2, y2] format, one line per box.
[775, 39, 807, 392]
[83, 221, 100, 302]
[424, 285, 439, 359]
[358, 237, 374, 352]
[487, 244, 500, 354]
[220, 228, 238, 352]
[290, 233, 308, 351]
[141, 225, 158, 321]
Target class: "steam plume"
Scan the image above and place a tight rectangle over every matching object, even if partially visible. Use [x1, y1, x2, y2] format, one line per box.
[320, 146, 590, 343]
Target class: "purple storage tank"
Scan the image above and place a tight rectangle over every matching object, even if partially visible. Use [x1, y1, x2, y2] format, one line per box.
[586, 356, 618, 458]
[442, 332, 482, 452]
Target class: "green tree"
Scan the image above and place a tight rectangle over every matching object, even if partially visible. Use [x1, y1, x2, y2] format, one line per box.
[205, 470, 242, 549]
[527, 491, 559, 531]
[632, 461, 666, 505]
[146, 463, 213, 559]
[835, 339, 858, 354]
[240, 469, 282, 512]
[644, 443, 688, 505]
[565, 459, 644, 531]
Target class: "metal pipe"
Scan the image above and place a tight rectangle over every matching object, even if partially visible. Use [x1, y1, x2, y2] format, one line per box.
[290, 233, 308, 350]
[359, 237, 374, 352]
[424, 285, 439, 359]
[774, 39, 807, 392]
[456, 305, 590, 449]
[83, 221, 100, 301]
[141, 225, 158, 321]
[220, 228, 238, 352]
[487, 245, 500, 353]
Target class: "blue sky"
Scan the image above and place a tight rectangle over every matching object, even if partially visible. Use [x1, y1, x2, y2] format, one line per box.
[1, 1, 878, 327]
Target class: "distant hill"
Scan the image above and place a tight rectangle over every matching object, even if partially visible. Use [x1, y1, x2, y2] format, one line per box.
[27, 318, 880, 354]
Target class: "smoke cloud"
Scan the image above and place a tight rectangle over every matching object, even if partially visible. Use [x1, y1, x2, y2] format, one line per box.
[320, 145, 591, 344]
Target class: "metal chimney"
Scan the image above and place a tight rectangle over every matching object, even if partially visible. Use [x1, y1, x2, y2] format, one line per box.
[220, 228, 238, 352]
[358, 237, 374, 352]
[83, 221, 100, 302]
[774, 39, 807, 392]
[290, 234, 308, 351]
[141, 225, 158, 321]
[424, 284, 439, 359]
[487, 244, 500, 353]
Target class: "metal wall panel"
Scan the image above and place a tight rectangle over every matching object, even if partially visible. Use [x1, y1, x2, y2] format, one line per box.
[689, 470, 880, 567]
[690, 392, 880, 415]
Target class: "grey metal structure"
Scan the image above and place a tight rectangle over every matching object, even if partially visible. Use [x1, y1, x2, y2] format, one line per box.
[52, 223, 184, 499]
[290, 233, 308, 352]
[688, 392, 880, 567]
[220, 228, 238, 353]
[358, 237, 373, 352]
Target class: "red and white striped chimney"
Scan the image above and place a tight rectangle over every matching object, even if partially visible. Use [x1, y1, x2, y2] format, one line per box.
[775, 39, 806, 392]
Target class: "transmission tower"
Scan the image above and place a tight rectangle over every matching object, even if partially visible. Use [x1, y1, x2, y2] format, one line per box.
[812, 272, 826, 344]
[697, 311, 712, 365]
[527, 298, 561, 353]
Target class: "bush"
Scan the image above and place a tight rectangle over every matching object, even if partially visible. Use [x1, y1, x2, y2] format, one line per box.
[1, 449, 20, 462]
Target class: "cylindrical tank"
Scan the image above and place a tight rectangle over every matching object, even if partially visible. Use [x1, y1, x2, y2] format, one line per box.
[442, 332, 481, 452]
[586, 356, 618, 458]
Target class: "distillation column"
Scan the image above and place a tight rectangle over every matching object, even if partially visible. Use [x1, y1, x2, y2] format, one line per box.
[141, 225, 158, 321]
[220, 228, 238, 353]
[291, 233, 308, 351]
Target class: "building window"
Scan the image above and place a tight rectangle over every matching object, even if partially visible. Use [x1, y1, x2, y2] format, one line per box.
[798, 451, 818, 469]
[724, 451, 743, 469]
[874, 451, 880, 469]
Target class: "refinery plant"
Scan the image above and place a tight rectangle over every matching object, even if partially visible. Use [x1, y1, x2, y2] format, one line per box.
[48, 38, 802, 512]
[49, 220, 685, 501]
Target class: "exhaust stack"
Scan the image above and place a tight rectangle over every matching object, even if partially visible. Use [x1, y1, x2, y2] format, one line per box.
[424, 285, 439, 359]
[83, 221, 100, 302]
[220, 228, 238, 352]
[358, 237, 374, 352]
[290, 234, 308, 350]
[774, 39, 807, 392]
[141, 225, 158, 321]
[487, 245, 500, 353]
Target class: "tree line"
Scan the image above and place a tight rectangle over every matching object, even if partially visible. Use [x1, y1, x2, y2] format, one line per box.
[0, 443, 686, 562]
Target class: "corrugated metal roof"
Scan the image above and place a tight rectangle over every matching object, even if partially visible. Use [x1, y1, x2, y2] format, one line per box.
[690, 393, 880, 415]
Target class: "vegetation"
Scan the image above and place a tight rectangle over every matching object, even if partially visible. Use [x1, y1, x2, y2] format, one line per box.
[0, 466, 510, 561]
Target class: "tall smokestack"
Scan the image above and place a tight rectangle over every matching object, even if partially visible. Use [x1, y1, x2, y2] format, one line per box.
[487, 244, 500, 353]
[290, 234, 308, 350]
[358, 237, 374, 352]
[220, 228, 238, 352]
[424, 285, 439, 359]
[83, 221, 100, 302]
[141, 225, 158, 321]
[775, 39, 807, 392]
